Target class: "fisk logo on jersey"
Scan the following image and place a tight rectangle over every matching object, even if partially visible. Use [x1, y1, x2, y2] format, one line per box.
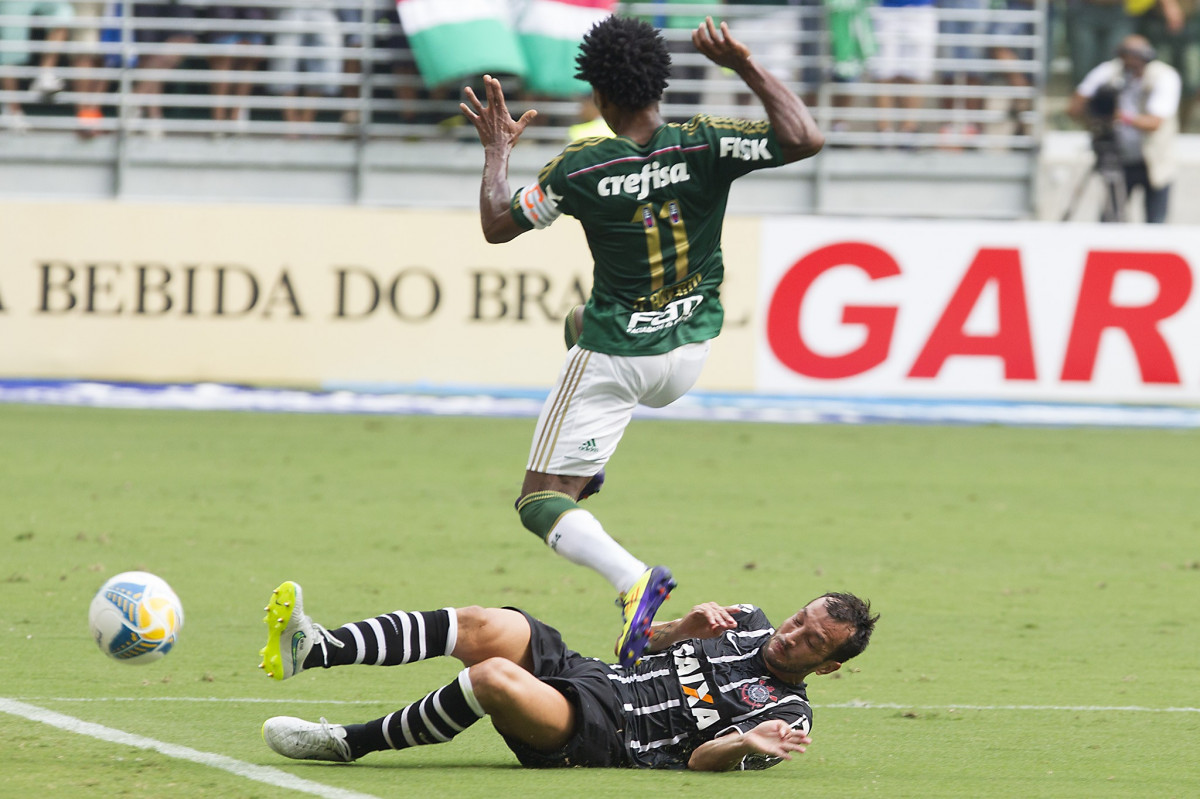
[674, 642, 720, 730]
[720, 136, 772, 162]
[597, 161, 691, 200]
[627, 295, 703, 335]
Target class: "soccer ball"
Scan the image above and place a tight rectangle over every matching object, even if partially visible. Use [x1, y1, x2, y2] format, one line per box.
[88, 571, 184, 664]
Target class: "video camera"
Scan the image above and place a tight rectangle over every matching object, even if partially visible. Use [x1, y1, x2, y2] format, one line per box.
[1085, 84, 1121, 171]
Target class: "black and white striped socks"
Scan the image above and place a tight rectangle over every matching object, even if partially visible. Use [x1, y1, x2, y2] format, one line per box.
[342, 668, 486, 758]
[298, 607, 488, 759]
[304, 608, 457, 669]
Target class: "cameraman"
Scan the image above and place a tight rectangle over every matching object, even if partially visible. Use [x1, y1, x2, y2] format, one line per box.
[1068, 35, 1181, 223]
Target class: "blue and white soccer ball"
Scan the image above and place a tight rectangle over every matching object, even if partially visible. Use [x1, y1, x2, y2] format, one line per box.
[88, 571, 184, 664]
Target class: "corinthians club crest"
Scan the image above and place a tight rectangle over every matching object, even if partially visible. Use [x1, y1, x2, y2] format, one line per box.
[740, 681, 780, 709]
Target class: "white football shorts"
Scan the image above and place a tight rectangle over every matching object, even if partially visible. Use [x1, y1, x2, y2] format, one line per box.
[526, 341, 712, 477]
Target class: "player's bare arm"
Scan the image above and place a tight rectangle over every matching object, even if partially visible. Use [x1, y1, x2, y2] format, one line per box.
[688, 719, 812, 771]
[691, 17, 823, 163]
[644, 602, 740, 653]
[460, 74, 538, 243]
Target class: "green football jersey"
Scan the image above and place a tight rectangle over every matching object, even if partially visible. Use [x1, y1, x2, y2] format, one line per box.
[510, 115, 785, 356]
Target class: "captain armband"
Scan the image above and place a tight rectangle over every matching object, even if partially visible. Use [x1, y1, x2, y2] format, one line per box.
[515, 182, 562, 230]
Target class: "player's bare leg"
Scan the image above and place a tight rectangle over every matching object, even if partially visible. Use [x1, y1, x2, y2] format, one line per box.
[519, 470, 674, 667]
[468, 656, 576, 750]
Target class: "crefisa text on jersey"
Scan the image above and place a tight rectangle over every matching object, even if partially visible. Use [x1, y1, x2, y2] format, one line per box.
[596, 161, 691, 200]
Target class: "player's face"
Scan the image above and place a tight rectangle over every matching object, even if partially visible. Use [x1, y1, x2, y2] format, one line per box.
[763, 597, 852, 681]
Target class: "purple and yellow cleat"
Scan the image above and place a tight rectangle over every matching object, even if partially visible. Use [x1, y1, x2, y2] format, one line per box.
[615, 566, 676, 668]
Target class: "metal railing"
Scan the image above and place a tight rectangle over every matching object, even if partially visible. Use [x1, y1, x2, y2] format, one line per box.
[0, 0, 1047, 147]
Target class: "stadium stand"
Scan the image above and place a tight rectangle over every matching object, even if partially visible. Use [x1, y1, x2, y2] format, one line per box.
[4, 0, 1196, 221]
[0, 1, 1045, 141]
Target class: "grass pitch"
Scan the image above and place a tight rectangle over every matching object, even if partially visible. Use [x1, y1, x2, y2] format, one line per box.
[1, 404, 1198, 798]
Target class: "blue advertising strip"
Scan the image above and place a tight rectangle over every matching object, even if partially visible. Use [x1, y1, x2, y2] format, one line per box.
[1, 379, 1199, 429]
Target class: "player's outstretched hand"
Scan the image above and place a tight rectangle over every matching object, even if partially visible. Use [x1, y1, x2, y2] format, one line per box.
[692, 16, 752, 71]
[741, 719, 812, 761]
[676, 602, 741, 640]
[460, 74, 538, 150]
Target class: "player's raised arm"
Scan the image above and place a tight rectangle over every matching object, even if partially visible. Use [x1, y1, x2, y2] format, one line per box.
[460, 74, 538, 243]
[644, 603, 741, 654]
[691, 17, 823, 163]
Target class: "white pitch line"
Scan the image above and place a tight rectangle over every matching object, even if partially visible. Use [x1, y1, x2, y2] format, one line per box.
[16, 696, 1200, 714]
[818, 702, 1200, 713]
[0, 698, 379, 799]
[17, 696, 385, 705]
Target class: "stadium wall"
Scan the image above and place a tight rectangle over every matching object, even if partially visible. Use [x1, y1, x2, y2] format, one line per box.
[1, 201, 1197, 404]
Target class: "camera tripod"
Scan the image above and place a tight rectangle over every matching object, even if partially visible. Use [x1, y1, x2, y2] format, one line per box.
[1062, 140, 1127, 222]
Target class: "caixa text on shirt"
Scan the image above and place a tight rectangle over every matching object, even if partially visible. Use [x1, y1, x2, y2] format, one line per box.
[673, 641, 721, 730]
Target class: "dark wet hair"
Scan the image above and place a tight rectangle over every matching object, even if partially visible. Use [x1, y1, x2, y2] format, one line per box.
[574, 16, 671, 111]
[820, 592, 879, 663]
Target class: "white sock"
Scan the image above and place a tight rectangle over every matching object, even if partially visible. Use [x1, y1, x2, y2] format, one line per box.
[546, 509, 646, 594]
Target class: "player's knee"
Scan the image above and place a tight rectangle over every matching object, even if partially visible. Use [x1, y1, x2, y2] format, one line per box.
[468, 656, 526, 704]
[515, 491, 579, 541]
[455, 605, 488, 629]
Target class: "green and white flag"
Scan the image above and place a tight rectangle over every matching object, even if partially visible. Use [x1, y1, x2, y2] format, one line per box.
[396, 0, 528, 88]
[515, 0, 616, 96]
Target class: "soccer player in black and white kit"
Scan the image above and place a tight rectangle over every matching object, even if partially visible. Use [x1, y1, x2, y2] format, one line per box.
[258, 580, 877, 771]
[460, 15, 825, 669]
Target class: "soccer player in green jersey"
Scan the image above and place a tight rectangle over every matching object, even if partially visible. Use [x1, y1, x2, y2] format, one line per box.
[461, 16, 824, 668]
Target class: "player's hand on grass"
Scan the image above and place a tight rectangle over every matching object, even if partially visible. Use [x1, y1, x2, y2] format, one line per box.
[460, 75, 537, 151]
[741, 719, 811, 761]
[692, 17, 752, 71]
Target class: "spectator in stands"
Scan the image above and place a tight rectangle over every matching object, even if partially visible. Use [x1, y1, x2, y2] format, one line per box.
[567, 95, 614, 141]
[269, 2, 341, 135]
[71, 2, 107, 136]
[726, 0, 803, 86]
[1135, 0, 1198, 129]
[1065, 0, 1133, 87]
[993, 0, 1041, 135]
[374, 6, 419, 124]
[1069, 34, 1181, 223]
[935, 0, 1035, 147]
[869, 0, 938, 146]
[641, 0, 707, 109]
[936, 0, 987, 143]
[986, 0, 1036, 138]
[205, 5, 268, 135]
[0, 0, 72, 132]
[129, 3, 199, 137]
[824, 0, 876, 142]
[335, 4, 364, 127]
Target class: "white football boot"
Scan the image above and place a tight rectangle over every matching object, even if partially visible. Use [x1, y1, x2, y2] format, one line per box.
[262, 716, 354, 762]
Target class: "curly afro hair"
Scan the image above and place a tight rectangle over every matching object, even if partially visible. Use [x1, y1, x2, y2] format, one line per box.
[574, 16, 671, 111]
